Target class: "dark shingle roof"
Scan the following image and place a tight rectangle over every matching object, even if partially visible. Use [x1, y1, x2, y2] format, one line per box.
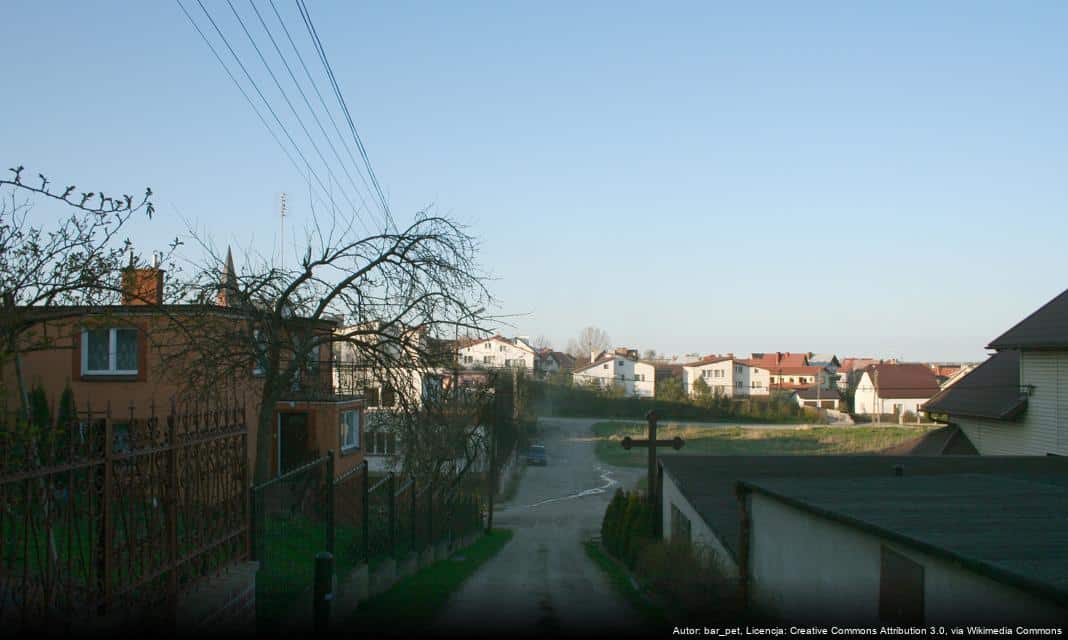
[660, 455, 1068, 566]
[739, 474, 1068, 606]
[865, 363, 940, 399]
[922, 350, 1027, 421]
[796, 386, 841, 401]
[878, 425, 978, 455]
[988, 288, 1068, 350]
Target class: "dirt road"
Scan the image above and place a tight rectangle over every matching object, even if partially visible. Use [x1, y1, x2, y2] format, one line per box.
[434, 416, 657, 637]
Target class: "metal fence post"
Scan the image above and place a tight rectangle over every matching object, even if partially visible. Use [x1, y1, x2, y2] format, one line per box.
[387, 472, 395, 558]
[361, 462, 369, 564]
[314, 551, 334, 633]
[410, 482, 416, 552]
[97, 403, 114, 616]
[325, 451, 335, 555]
[165, 403, 179, 625]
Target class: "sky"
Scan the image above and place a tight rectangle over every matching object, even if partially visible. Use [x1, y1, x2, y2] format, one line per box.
[3, 1, 1067, 362]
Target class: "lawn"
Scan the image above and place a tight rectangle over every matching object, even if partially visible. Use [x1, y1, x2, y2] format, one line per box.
[592, 421, 935, 467]
[347, 528, 514, 632]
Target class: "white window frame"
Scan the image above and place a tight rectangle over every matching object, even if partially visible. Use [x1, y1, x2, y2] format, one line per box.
[340, 409, 361, 452]
[81, 328, 139, 376]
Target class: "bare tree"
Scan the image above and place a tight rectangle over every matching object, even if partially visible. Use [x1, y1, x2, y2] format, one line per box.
[170, 207, 496, 485]
[0, 165, 158, 416]
[566, 326, 611, 359]
[531, 335, 552, 351]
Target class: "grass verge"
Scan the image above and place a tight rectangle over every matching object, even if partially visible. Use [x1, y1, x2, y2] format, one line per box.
[584, 540, 666, 627]
[592, 421, 935, 467]
[349, 528, 514, 631]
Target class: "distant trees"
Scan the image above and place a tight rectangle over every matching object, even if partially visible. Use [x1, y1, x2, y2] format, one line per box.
[566, 325, 610, 359]
[655, 376, 686, 403]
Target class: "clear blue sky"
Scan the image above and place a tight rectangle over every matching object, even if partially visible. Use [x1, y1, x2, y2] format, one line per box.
[3, 1, 1067, 362]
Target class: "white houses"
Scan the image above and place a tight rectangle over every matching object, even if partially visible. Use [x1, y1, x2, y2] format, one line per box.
[571, 353, 655, 397]
[457, 335, 536, 371]
[923, 288, 1068, 456]
[681, 356, 769, 398]
[737, 475, 1068, 625]
[853, 363, 940, 417]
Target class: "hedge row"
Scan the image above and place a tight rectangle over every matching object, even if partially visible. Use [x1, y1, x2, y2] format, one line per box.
[601, 488, 656, 568]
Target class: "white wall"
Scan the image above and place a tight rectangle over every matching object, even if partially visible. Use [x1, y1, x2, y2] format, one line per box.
[747, 492, 1065, 624]
[684, 360, 770, 398]
[853, 371, 929, 416]
[458, 338, 535, 370]
[573, 357, 654, 397]
[660, 471, 739, 578]
[955, 350, 1068, 455]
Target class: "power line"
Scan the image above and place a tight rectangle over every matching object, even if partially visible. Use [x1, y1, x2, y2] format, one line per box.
[190, 0, 347, 228]
[248, 0, 375, 223]
[266, 0, 389, 233]
[296, 0, 396, 232]
[224, 0, 372, 236]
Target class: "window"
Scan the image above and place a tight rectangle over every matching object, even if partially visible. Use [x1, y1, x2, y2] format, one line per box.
[485, 342, 491, 350]
[252, 329, 268, 376]
[602, 364, 608, 369]
[499, 345, 506, 352]
[82, 328, 138, 375]
[368, 431, 396, 456]
[463, 355, 473, 364]
[483, 355, 495, 364]
[715, 370, 723, 378]
[340, 410, 360, 451]
[381, 386, 396, 407]
[617, 360, 625, 366]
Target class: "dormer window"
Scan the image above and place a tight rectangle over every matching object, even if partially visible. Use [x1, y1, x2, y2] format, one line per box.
[82, 328, 139, 376]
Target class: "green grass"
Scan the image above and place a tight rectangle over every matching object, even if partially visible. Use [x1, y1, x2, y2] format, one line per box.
[592, 421, 935, 467]
[584, 540, 666, 627]
[348, 528, 514, 631]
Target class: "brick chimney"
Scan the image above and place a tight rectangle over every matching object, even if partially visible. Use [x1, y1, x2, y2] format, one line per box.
[122, 261, 164, 305]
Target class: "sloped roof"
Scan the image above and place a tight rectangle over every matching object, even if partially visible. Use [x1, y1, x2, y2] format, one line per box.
[807, 353, 840, 366]
[749, 352, 809, 368]
[863, 363, 940, 399]
[739, 474, 1068, 607]
[922, 350, 1027, 421]
[660, 455, 1068, 567]
[682, 356, 734, 369]
[988, 288, 1068, 350]
[838, 357, 879, 373]
[879, 425, 978, 455]
[796, 386, 841, 401]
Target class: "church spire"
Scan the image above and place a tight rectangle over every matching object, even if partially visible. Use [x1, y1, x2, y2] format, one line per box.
[218, 246, 239, 307]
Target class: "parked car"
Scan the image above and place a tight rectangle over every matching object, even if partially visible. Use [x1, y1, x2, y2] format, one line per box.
[526, 444, 547, 466]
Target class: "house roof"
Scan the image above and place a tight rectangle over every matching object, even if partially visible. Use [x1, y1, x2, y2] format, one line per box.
[862, 363, 940, 399]
[879, 425, 978, 455]
[838, 357, 879, 373]
[660, 454, 1068, 568]
[572, 355, 618, 374]
[682, 356, 734, 369]
[795, 386, 841, 401]
[749, 352, 809, 368]
[770, 365, 825, 376]
[738, 474, 1068, 606]
[807, 354, 840, 367]
[457, 334, 535, 353]
[922, 350, 1027, 421]
[988, 288, 1068, 350]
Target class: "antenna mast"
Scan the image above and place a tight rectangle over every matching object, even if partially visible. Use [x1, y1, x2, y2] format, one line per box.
[279, 192, 288, 270]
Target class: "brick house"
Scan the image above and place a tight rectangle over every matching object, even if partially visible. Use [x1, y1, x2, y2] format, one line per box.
[2, 262, 365, 480]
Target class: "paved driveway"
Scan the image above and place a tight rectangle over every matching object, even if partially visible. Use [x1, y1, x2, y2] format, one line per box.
[434, 417, 655, 637]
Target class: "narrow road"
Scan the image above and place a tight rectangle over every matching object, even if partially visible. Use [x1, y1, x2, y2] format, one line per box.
[434, 416, 654, 637]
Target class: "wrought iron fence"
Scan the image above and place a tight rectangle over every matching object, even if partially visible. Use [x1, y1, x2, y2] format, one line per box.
[0, 400, 248, 632]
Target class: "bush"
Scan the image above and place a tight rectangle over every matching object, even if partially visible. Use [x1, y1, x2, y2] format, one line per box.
[636, 540, 740, 618]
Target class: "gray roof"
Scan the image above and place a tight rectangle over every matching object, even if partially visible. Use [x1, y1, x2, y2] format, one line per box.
[739, 474, 1068, 606]
[879, 425, 978, 455]
[988, 288, 1068, 350]
[659, 454, 1068, 568]
[923, 350, 1027, 421]
[796, 386, 841, 401]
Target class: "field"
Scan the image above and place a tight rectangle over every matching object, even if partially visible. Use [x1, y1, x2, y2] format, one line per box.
[592, 421, 935, 467]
